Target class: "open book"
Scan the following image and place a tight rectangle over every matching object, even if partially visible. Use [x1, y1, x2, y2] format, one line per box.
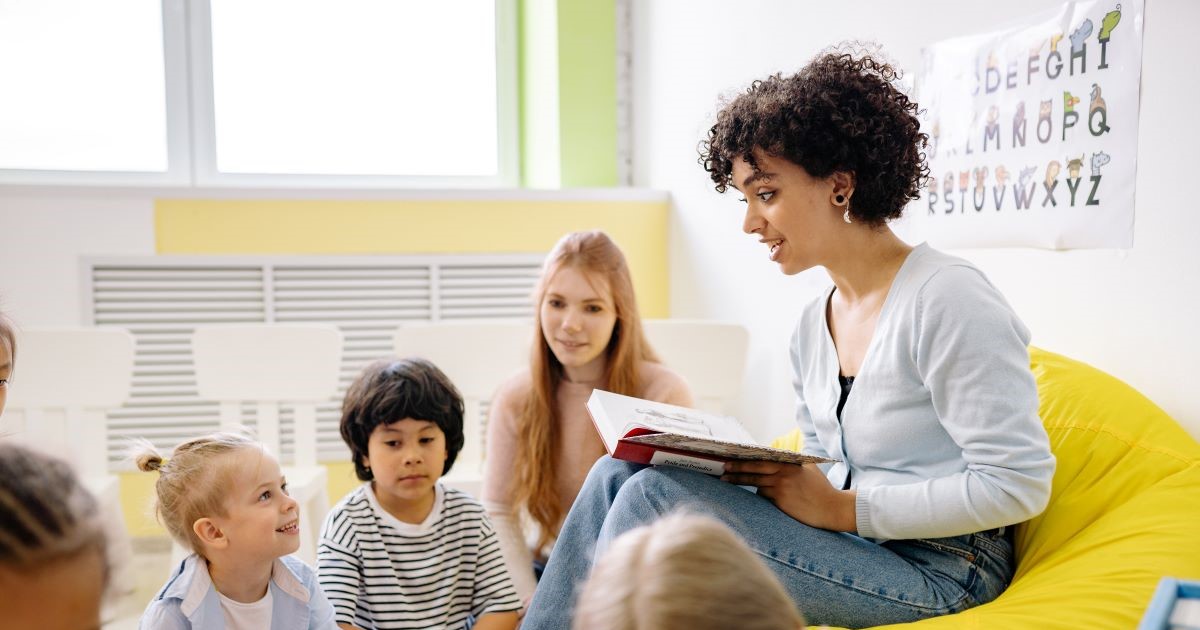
[586, 389, 836, 476]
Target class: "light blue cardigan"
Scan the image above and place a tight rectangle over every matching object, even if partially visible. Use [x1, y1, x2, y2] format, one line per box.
[139, 554, 337, 629]
[792, 243, 1055, 541]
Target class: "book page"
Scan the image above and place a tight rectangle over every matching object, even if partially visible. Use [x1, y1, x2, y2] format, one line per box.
[588, 389, 755, 444]
[625, 403, 754, 443]
[626, 433, 836, 466]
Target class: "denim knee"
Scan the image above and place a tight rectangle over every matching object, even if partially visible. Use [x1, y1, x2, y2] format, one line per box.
[611, 465, 705, 518]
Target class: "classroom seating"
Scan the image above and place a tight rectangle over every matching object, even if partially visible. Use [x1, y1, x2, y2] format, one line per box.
[2, 327, 138, 610]
[772, 347, 1200, 629]
[393, 320, 535, 496]
[188, 323, 343, 565]
[643, 319, 749, 414]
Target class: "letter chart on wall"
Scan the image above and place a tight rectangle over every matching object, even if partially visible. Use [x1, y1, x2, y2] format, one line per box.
[915, 0, 1143, 249]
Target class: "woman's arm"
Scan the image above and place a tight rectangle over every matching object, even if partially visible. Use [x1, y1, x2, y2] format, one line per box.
[482, 378, 538, 602]
[861, 267, 1054, 539]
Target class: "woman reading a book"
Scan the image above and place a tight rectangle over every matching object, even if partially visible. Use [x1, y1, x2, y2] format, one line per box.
[522, 47, 1055, 629]
[481, 230, 694, 604]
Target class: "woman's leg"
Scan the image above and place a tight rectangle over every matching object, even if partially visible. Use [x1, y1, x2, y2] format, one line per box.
[522, 456, 647, 629]
[524, 458, 1013, 629]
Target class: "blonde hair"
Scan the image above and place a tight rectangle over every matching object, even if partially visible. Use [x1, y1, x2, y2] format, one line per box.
[134, 432, 262, 554]
[515, 231, 659, 551]
[0, 443, 107, 575]
[574, 513, 805, 630]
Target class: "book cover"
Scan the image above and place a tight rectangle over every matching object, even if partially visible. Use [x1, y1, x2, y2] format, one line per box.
[586, 389, 836, 475]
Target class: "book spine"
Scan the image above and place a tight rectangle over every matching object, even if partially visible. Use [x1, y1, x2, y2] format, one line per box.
[613, 441, 727, 476]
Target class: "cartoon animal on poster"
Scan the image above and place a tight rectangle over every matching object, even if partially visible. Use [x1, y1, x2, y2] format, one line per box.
[1070, 19, 1093, 53]
[1099, 4, 1123, 42]
[974, 166, 989, 194]
[973, 166, 989, 211]
[1044, 160, 1061, 189]
[1012, 102, 1026, 146]
[1063, 92, 1081, 114]
[1091, 151, 1111, 176]
[993, 165, 1010, 209]
[1038, 99, 1054, 143]
[1090, 84, 1108, 117]
[1066, 155, 1085, 179]
[1019, 166, 1037, 189]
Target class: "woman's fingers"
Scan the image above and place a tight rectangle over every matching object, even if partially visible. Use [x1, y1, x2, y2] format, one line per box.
[719, 472, 776, 487]
[724, 460, 786, 475]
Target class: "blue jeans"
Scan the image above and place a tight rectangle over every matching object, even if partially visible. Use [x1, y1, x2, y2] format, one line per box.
[522, 457, 1014, 629]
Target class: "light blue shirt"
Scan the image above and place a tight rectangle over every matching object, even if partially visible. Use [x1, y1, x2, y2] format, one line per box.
[139, 554, 337, 630]
[791, 243, 1055, 541]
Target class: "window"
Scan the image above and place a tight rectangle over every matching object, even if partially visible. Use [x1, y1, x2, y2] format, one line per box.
[0, 0, 516, 187]
[0, 0, 188, 185]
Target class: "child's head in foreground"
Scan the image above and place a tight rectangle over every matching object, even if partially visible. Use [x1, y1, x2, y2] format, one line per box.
[136, 431, 300, 562]
[0, 442, 108, 630]
[340, 357, 465, 521]
[573, 512, 806, 630]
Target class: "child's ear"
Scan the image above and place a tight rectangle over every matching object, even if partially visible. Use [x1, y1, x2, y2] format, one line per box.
[193, 517, 227, 550]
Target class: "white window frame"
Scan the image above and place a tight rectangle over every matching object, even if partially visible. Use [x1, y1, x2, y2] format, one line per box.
[0, 0, 193, 187]
[0, 0, 518, 189]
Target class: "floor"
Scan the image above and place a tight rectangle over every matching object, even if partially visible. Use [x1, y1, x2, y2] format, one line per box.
[104, 537, 173, 629]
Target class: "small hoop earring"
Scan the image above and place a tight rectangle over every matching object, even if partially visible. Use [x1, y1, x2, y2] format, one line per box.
[843, 210, 852, 224]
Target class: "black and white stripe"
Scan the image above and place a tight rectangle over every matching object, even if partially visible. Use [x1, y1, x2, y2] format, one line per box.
[318, 484, 521, 629]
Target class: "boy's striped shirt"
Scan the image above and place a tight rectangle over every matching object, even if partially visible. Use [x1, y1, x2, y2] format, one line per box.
[318, 483, 520, 629]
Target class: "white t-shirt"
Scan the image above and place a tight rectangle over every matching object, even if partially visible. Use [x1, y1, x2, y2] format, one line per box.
[218, 587, 274, 630]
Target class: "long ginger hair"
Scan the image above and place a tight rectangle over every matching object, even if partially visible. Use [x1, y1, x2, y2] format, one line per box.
[514, 231, 658, 551]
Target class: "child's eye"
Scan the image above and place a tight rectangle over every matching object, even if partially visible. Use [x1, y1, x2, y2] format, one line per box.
[259, 490, 271, 502]
[281, 483, 290, 496]
[385, 440, 400, 447]
[0, 379, 7, 387]
[419, 437, 434, 444]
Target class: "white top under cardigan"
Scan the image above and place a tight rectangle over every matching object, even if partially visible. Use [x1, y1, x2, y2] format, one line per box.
[792, 243, 1055, 541]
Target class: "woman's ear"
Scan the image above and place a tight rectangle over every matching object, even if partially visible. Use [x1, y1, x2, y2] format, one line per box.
[829, 171, 856, 204]
[193, 517, 227, 551]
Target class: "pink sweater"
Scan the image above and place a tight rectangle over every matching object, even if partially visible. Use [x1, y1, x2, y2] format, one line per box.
[481, 361, 693, 601]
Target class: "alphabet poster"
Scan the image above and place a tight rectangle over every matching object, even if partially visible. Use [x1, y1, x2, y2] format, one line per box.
[915, 1, 1143, 249]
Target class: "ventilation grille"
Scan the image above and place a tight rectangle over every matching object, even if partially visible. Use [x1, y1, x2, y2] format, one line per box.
[85, 255, 542, 466]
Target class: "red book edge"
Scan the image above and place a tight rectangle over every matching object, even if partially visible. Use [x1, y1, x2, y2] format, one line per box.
[611, 426, 728, 470]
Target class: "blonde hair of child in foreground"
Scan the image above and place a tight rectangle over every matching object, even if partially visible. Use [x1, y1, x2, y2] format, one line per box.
[574, 512, 806, 630]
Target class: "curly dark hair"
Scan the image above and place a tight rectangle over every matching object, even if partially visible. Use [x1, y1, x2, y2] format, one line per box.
[340, 357, 465, 481]
[699, 46, 929, 226]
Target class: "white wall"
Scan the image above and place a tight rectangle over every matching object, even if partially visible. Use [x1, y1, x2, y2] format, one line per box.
[0, 193, 156, 326]
[633, 0, 1199, 440]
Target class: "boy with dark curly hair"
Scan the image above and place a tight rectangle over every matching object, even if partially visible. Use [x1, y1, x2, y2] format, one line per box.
[523, 45, 1053, 630]
[317, 358, 520, 630]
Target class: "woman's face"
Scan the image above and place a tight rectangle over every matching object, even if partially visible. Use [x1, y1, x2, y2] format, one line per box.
[539, 266, 618, 383]
[730, 152, 845, 275]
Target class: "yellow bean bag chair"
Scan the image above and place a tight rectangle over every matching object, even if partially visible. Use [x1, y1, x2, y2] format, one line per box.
[771, 347, 1200, 629]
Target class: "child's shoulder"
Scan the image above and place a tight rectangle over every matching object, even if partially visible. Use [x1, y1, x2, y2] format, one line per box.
[439, 484, 489, 521]
[326, 484, 374, 521]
